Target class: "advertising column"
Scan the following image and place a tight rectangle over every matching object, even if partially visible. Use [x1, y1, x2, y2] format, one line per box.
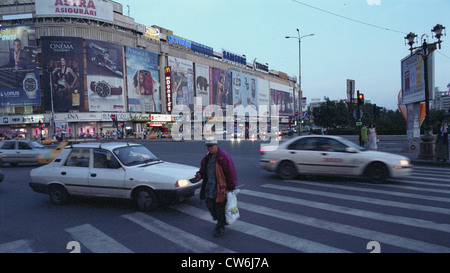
[0, 25, 40, 108]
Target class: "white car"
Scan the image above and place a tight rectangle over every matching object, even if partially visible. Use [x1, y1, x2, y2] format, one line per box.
[260, 135, 412, 183]
[30, 142, 202, 211]
[0, 140, 53, 167]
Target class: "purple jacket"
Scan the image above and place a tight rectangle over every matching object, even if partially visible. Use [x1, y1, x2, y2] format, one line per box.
[198, 148, 238, 200]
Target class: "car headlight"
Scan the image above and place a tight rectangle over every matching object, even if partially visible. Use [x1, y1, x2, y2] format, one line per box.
[399, 159, 410, 166]
[176, 179, 190, 188]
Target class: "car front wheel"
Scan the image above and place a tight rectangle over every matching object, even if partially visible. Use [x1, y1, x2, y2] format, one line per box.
[135, 188, 159, 212]
[48, 184, 69, 205]
[277, 161, 297, 180]
[365, 162, 389, 184]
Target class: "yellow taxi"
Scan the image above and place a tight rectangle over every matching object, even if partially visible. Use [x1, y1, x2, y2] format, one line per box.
[37, 141, 69, 164]
[39, 137, 59, 145]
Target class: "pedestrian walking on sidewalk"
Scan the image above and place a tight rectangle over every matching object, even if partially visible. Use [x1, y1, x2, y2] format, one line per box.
[196, 137, 238, 237]
[435, 120, 449, 166]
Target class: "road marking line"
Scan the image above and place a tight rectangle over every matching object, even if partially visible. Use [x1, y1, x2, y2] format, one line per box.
[283, 179, 450, 202]
[65, 224, 133, 253]
[240, 189, 450, 233]
[170, 204, 350, 253]
[239, 201, 450, 252]
[0, 239, 35, 253]
[122, 212, 235, 253]
[262, 184, 450, 215]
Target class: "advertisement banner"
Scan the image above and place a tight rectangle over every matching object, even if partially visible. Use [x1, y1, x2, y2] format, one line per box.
[168, 56, 194, 111]
[126, 46, 160, 112]
[35, 0, 114, 23]
[209, 67, 232, 110]
[86, 39, 125, 112]
[401, 52, 434, 105]
[232, 72, 258, 115]
[0, 25, 40, 108]
[195, 63, 210, 108]
[270, 82, 294, 117]
[41, 36, 85, 112]
[257, 79, 270, 117]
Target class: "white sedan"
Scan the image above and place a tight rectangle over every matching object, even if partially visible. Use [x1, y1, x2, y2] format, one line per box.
[30, 142, 202, 211]
[260, 135, 412, 183]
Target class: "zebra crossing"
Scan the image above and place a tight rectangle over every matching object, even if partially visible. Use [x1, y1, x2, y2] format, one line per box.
[1, 165, 449, 253]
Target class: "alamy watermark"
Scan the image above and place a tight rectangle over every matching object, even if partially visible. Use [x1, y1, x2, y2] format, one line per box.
[170, 97, 283, 146]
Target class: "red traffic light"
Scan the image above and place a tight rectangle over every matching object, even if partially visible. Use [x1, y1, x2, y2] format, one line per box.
[40, 124, 44, 128]
[120, 122, 124, 127]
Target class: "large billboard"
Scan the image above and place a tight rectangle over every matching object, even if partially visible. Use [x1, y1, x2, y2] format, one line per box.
[195, 63, 210, 108]
[270, 82, 294, 117]
[168, 56, 194, 111]
[35, 0, 114, 23]
[41, 36, 85, 112]
[401, 52, 434, 105]
[86, 39, 125, 112]
[126, 46, 160, 112]
[210, 67, 232, 110]
[0, 25, 40, 108]
[232, 72, 258, 114]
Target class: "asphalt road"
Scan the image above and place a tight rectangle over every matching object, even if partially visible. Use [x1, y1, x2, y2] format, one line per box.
[1, 138, 449, 255]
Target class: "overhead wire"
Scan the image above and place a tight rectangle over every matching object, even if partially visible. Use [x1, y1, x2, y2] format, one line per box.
[291, 0, 408, 35]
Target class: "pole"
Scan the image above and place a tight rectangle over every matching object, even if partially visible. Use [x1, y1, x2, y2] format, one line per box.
[298, 31, 302, 136]
[418, 40, 435, 160]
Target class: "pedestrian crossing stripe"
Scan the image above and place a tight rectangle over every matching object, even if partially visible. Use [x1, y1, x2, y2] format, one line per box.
[122, 212, 235, 253]
[261, 184, 450, 215]
[239, 189, 450, 233]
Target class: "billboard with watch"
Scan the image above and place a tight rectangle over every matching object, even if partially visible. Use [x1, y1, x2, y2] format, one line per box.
[86, 39, 125, 112]
[0, 25, 40, 108]
[41, 36, 85, 112]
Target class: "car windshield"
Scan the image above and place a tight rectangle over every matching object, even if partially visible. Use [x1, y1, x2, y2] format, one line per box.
[113, 145, 160, 166]
[338, 138, 364, 151]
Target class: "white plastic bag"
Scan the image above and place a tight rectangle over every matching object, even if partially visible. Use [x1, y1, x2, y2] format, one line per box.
[225, 189, 240, 225]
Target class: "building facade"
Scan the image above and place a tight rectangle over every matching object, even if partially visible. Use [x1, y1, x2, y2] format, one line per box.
[0, 0, 297, 139]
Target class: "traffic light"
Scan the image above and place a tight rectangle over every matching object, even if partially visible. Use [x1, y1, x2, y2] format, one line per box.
[120, 122, 124, 127]
[357, 93, 364, 105]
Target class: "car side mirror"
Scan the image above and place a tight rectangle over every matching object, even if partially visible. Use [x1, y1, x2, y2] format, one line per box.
[345, 147, 357, 153]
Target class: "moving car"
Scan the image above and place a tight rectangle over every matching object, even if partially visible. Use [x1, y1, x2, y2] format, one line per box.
[0, 140, 53, 167]
[30, 142, 202, 211]
[39, 137, 59, 145]
[37, 141, 70, 164]
[260, 135, 412, 183]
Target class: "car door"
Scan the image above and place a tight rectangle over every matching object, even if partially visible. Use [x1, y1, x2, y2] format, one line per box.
[315, 138, 358, 175]
[88, 148, 126, 198]
[17, 141, 37, 163]
[59, 148, 91, 195]
[286, 137, 324, 174]
[0, 141, 16, 163]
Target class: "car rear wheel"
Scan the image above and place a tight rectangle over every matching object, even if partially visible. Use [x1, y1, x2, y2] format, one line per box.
[135, 188, 159, 212]
[277, 161, 297, 180]
[48, 184, 69, 205]
[365, 162, 389, 184]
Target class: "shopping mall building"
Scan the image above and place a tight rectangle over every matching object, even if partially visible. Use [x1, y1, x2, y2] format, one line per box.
[0, 0, 297, 139]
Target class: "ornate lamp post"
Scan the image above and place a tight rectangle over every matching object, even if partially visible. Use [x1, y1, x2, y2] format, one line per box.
[405, 24, 445, 160]
[286, 29, 314, 135]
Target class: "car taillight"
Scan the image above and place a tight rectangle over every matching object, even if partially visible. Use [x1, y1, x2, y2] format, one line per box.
[260, 148, 266, 155]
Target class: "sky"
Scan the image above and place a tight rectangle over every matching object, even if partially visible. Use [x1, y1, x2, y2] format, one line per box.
[114, 0, 450, 110]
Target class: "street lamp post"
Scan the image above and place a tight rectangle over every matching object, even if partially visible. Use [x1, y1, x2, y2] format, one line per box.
[405, 24, 445, 160]
[286, 29, 314, 135]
